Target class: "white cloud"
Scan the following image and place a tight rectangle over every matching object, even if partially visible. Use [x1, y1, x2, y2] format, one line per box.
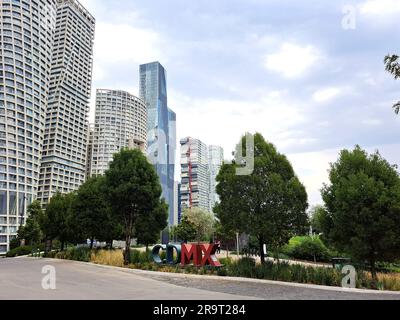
[94, 22, 162, 65]
[264, 42, 321, 78]
[362, 119, 382, 126]
[169, 89, 308, 167]
[312, 88, 341, 103]
[360, 0, 400, 15]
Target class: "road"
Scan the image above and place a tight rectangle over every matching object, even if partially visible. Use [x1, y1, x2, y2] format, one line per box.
[1, 258, 400, 300]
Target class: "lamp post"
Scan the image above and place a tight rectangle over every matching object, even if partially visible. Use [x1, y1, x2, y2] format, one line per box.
[236, 232, 240, 257]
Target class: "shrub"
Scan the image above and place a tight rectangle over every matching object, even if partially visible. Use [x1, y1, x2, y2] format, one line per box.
[91, 249, 123, 267]
[129, 249, 152, 264]
[6, 246, 33, 257]
[9, 238, 20, 250]
[282, 236, 332, 262]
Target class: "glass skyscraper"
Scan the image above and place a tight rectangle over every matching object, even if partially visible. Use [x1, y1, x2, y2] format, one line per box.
[139, 62, 176, 226]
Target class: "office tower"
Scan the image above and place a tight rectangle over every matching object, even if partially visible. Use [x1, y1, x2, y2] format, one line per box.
[85, 123, 94, 179]
[37, 0, 95, 206]
[208, 145, 224, 214]
[177, 183, 182, 224]
[180, 137, 209, 212]
[90, 89, 147, 176]
[139, 62, 176, 226]
[167, 108, 176, 225]
[173, 181, 179, 226]
[0, 0, 58, 253]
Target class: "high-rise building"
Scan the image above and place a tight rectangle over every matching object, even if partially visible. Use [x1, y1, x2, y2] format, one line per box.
[90, 89, 147, 176]
[139, 62, 176, 226]
[208, 145, 224, 214]
[173, 181, 179, 226]
[180, 137, 209, 212]
[37, 0, 95, 206]
[0, 0, 58, 253]
[85, 123, 94, 179]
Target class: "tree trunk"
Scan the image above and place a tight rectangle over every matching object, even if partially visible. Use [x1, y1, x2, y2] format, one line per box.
[61, 241, 65, 252]
[259, 237, 265, 264]
[124, 233, 131, 265]
[90, 237, 94, 249]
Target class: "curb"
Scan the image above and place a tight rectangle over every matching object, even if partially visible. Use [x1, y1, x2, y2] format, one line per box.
[41, 258, 400, 296]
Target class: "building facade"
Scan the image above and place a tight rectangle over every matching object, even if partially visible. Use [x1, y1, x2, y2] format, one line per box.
[0, 0, 58, 253]
[89, 89, 147, 176]
[37, 0, 95, 206]
[180, 137, 209, 212]
[139, 62, 176, 226]
[85, 122, 94, 179]
[208, 145, 224, 214]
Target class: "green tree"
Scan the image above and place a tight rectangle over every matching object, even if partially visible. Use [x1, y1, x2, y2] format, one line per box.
[215, 133, 309, 263]
[135, 198, 168, 251]
[42, 192, 75, 251]
[321, 146, 400, 280]
[384, 54, 400, 114]
[175, 215, 197, 243]
[17, 200, 44, 246]
[104, 148, 167, 265]
[71, 176, 115, 249]
[310, 205, 328, 235]
[181, 208, 215, 242]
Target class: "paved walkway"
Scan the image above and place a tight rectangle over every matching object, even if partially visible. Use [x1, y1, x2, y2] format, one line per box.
[1, 258, 400, 300]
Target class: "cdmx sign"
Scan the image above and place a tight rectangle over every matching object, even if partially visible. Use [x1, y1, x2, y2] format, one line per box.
[152, 243, 222, 267]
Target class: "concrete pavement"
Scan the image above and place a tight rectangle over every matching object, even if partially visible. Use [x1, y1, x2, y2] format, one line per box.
[1, 258, 400, 300]
[0, 258, 256, 300]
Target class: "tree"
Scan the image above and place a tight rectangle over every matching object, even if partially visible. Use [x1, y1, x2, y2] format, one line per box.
[174, 215, 197, 243]
[310, 205, 328, 235]
[384, 54, 400, 114]
[17, 200, 44, 246]
[215, 133, 309, 264]
[42, 192, 75, 251]
[71, 176, 115, 249]
[135, 199, 168, 251]
[321, 146, 400, 280]
[104, 148, 168, 265]
[181, 208, 215, 243]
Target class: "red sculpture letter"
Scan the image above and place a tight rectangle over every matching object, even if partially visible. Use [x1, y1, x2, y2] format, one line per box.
[200, 244, 222, 267]
[181, 243, 202, 266]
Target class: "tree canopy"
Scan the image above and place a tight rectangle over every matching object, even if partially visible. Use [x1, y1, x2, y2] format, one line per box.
[215, 133, 309, 263]
[384, 54, 400, 114]
[321, 146, 400, 279]
[104, 148, 168, 265]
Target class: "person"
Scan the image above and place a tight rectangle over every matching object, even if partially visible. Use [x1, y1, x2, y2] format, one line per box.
[216, 240, 221, 254]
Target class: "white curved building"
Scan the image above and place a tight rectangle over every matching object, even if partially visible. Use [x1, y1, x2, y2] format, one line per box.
[89, 89, 147, 177]
[0, 0, 57, 253]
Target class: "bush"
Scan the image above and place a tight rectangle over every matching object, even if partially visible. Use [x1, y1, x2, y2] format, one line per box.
[9, 238, 20, 250]
[6, 246, 33, 257]
[129, 249, 152, 264]
[53, 246, 91, 262]
[282, 236, 332, 262]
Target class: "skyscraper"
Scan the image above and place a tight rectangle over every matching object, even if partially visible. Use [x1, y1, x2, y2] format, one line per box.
[0, 0, 58, 253]
[85, 123, 94, 179]
[180, 137, 209, 212]
[37, 0, 95, 206]
[139, 62, 176, 226]
[90, 89, 147, 176]
[208, 145, 224, 214]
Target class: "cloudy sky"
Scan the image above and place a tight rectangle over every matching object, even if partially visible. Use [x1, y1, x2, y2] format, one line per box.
[79, 0, 400, 206]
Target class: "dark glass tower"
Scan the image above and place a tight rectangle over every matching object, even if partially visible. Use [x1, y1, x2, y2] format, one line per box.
[139, 62, 176, 226]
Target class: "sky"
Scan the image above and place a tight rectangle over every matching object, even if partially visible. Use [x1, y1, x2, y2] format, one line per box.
[79, 0, 400, 206]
